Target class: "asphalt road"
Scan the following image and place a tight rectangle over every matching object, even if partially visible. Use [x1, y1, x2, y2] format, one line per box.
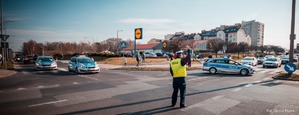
[0, 62, 299, 115]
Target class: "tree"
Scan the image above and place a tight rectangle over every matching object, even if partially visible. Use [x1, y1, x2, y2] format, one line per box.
[235, 42, 249, 58]
[164, 37, 184, 53]
[207, 38, 224, 58]
[22, 39, 38, 55]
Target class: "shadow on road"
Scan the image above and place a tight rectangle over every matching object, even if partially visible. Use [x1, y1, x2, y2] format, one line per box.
[118, 106, 178, 115]
[60, 79, 279, 114]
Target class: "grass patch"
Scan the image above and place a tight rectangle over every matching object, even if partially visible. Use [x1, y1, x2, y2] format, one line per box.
[98, 57, 170, 65]
[273, 72, 299, 81]
[98, 57, 203, 65]
[0, 61, 14, 70]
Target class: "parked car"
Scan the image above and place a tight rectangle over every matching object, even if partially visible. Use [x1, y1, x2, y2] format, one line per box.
[145, 52, 157, 57]
[35, 56, 57, 70]
[68, 56, 100, 74]
[202, 58, 255, 76]
[281, 56, 289, 64]
[257, 57, 266, 64]
[240, 57, 257, 66]
[155, 53, 163, 57]
[24, 55, 35, 64]
[265, 55, 275, 59]
[262, 57, 281, 68]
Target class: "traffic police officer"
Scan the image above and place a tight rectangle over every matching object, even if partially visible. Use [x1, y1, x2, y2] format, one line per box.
[170, 46, 191, 108]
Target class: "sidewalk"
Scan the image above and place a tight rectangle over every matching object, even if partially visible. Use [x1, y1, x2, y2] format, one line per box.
[0, 69, 17, 78]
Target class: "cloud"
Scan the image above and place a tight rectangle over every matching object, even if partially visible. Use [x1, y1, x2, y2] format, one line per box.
[120, 18, 176, 26]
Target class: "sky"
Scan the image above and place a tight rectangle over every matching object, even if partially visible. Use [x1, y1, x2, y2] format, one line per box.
[2, 0, 299, 51]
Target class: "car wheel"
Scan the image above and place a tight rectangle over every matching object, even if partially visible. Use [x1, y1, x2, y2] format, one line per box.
[68, 66, 72, 72]
[240, 69, 249, 76]
[209, 68, 217, 74]
[263, 65, 265, 68]
[75, 67, 80, 74]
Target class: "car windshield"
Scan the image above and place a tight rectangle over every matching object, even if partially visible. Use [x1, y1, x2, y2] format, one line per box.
[78, 58, 93, 63]
[243, 58, 253, 60]
[266, 58, 277, 61]
[258, 57, 264, 59]
[26, 56, 33, 58]
[38, 58, 53, 61]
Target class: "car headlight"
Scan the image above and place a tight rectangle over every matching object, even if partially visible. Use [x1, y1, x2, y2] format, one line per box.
[51, 62, 57, 66]
[36, 63, 40, 66]
[79, 63, 85, 68]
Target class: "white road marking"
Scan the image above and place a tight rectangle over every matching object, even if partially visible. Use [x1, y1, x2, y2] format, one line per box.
[28, 99, 68, 107]
[57, 67, 67, 71]
[22, 71, 29, 74]
[187, 77, 208, 82]
[37, 85, 45, 88]
[212, 95, 224, 100]
[37, 84, 60, 89]
[244, 83, 253, 88]
[73, 82, 79, 85]
[78, 75, 98, 80]
[232, 88, 242, 92]
[263, 77, 271, 81]
[17, 88, 26, 90]
[253, 80, 262, 83]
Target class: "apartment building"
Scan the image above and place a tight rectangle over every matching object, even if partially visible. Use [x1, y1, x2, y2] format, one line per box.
[241, 20, 264, 47]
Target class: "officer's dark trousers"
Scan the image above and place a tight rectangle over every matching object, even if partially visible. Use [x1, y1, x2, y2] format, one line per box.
[172, 77, 186, 106]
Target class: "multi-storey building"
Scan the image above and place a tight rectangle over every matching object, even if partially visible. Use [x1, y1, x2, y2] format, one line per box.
[241, 20, 264, 47]
[217, 24, 251, 45]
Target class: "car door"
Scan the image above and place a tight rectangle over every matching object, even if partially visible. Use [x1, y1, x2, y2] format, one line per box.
[216, 59, 229, 73]
[68, 57, 76, 71]
[227, 60, 241, 73]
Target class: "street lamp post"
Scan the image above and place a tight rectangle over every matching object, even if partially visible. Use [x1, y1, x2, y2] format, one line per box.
[289, 0, 296, 63]
[117, 30, 123, 52]
[117, 30, 125, 65]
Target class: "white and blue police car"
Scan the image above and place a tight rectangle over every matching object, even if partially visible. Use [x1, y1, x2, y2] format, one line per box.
[203, 58, 255, 76]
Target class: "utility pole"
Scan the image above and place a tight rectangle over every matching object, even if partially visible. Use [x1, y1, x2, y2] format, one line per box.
[289, 0, 296, 63]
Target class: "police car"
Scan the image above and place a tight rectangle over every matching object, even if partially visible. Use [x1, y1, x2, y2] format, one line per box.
[203, 58, 255, 76]
[68, 55, 100, 74]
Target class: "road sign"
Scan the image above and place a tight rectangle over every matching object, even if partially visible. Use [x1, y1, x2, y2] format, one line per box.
[135, 28, 142, 40]
[163, 41, 167, 48]
[284, 62, 296, 74]
[120, 41, 127, 48]
[0, 34, 9, 41]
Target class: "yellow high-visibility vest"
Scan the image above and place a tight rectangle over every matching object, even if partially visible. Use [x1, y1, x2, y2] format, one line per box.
[171, 58, 187, 77]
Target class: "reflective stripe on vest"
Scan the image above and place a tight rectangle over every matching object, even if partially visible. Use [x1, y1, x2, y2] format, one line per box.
[171, 58, 187, 77]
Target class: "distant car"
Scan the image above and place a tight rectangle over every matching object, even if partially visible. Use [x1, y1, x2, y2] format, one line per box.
[265, 55, 275, 59]
[68, 56, 100, 74]
[263, 57, 281, 68]
[281, 57, 289, 64]
[35, 56, 57, 70]
[202, 58, 255, 76]
[145, 52, 157, 57]
[15, 55, 25, 62]
[155, 53, 163, 57]
[24, 55, 35, 64]
[257, 57, 266, 64]
[240, 57, 257, 66]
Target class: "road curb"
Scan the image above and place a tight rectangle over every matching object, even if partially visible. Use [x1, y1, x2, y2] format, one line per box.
[0, 69, 17, 78]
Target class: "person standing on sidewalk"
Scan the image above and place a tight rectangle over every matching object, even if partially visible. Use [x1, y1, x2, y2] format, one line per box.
[170, 46, 191, 108]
